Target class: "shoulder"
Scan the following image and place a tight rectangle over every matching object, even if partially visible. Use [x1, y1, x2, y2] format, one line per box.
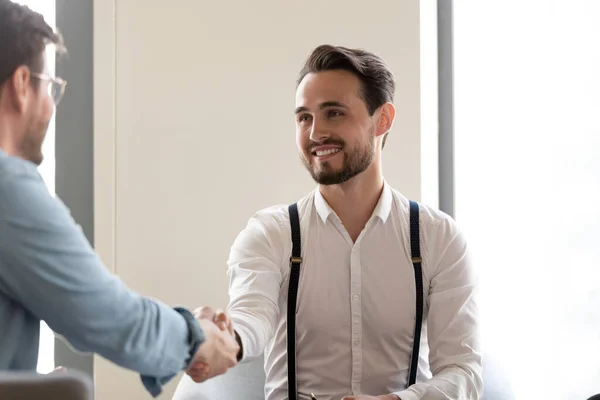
[389, 188, 466, 270]
[0, 154, 43, 196]
[239, 191, 314, 239]
[230, 192, 314, 253]
[0, 156, 68, 225]
[390, 187, 459, 237]
[0, 155, 81, 260]
[389, 189, 473, 280]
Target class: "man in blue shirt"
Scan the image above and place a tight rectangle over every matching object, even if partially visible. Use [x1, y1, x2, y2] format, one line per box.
[0, 0, 239, 396]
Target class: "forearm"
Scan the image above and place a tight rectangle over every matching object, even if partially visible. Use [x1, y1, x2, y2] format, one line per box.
[27, 253, 204, 397]
[30, 245, 197, 375]
[69, 295, 197, 376]
[229, 304, 275, 361]
[227, 255, 281, 361]
[29, 258, 198, 377]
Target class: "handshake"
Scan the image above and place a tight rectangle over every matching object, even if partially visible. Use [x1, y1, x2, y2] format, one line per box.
[186, 306, 241, 383]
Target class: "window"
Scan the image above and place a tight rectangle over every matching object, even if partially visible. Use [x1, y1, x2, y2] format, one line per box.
[419, 0, 439, 209]
[454, 1, 600, 399]
[14, 0, 57, 374]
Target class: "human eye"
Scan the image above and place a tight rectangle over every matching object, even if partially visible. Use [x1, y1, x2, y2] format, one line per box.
[298, 114, 312, 124]
[327, 109, 344, 118]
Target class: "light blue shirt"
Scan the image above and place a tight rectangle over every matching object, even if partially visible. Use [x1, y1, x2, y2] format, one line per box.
[0, 150, 203, 397]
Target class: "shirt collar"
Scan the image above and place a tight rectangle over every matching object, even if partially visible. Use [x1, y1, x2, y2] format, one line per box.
[314, 188, 333, 222]
[372, 181, 393, 223]
[314, 181, 393, 223]
[0, 148, 39, 175]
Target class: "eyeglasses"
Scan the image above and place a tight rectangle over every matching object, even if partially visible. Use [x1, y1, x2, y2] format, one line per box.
[30, 72, 67, 105]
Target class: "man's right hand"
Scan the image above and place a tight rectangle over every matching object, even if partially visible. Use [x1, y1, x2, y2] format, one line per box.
[187, 307, 239, 383]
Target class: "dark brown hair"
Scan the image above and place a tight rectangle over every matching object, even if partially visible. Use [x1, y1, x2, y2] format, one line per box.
[0, 0, 64, 89]
[297, 44, 395, 148]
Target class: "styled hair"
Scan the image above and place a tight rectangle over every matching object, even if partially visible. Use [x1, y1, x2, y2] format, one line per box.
[0, 0, 64, 88]
[297, 45, 395, 148]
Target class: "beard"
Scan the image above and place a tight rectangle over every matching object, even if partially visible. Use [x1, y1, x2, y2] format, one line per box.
[19, 114, 49, 166]
[302, 132, 375, 186]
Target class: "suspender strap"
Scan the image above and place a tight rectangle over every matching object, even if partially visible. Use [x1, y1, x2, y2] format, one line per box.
[408, 200, 424, 386]
[287, 203, 302, 400]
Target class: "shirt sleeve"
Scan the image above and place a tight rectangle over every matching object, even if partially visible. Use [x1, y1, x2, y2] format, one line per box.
[393, 217, 483, 400]
[226, 209, 287, 361]
[0, 169, 202, 396]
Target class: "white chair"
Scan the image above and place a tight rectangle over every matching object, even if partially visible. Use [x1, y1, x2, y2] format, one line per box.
[172, 354, 266, 400]
[0, 370, 93, 400]
[481, 352, 516, 400]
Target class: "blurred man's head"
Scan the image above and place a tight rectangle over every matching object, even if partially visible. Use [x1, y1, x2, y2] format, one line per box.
[0, 0, 66, 165]
[295, 45, 396, 186]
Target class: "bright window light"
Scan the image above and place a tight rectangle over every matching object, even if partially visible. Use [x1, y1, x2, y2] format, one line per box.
[454, 1, 600, 399]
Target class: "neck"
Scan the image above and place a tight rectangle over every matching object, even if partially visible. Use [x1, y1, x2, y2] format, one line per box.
[319, 161, 384, 240]
[0, 117, 18, 157]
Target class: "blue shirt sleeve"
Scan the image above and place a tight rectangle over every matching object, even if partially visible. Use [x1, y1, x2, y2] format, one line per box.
[0, 165, 203, 396]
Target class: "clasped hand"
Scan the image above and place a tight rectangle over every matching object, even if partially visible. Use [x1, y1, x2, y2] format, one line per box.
[186, 306, 239, 382]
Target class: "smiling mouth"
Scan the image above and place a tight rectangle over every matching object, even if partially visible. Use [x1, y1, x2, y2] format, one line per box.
[312, 148, 341, 157]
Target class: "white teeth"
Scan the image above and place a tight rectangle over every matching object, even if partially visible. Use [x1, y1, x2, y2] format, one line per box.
[315, 148, 341, 156]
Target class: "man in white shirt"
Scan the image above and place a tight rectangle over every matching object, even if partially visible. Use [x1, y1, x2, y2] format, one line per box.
[192, 44, 482, 400]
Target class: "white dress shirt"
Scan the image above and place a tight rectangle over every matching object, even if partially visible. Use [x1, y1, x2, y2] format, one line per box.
[227, 183, 482, 400]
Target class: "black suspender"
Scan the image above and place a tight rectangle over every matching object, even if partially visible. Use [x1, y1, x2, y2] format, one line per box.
[287, 203, 302, 400]
[286, 200, 423, 399]
[408, 199, 424, 386]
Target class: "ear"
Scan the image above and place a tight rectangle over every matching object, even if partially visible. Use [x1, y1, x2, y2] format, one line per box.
[6, 66, 33, 113]
[375, 102, 396, 138]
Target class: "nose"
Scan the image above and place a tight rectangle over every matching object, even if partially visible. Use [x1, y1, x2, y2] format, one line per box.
[309, 118, 330, 143]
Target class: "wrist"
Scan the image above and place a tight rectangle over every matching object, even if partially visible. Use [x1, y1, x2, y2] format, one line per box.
[173, 307, 205, 367]
[234, 330, 244, 361]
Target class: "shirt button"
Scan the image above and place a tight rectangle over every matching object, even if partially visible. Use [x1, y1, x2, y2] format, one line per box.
[354, 339, 360, 346]
[352, 294, 360, 301]
[353, 384, 360, 392]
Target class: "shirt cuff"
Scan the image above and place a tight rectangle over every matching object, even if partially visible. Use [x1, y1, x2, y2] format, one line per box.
[140, 373, 178, 398]
[140, 307, 205, 397]
[392, 389, 419, 400]
[233, 324, 251, 362]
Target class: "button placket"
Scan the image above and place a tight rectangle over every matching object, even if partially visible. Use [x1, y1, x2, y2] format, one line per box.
[349, 245, 362, 394]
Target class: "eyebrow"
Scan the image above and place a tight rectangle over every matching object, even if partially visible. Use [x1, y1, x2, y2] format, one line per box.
[294, 101, 349, 114]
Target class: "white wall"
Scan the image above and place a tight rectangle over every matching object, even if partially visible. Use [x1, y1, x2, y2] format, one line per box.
[94, 0, 423, 398]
